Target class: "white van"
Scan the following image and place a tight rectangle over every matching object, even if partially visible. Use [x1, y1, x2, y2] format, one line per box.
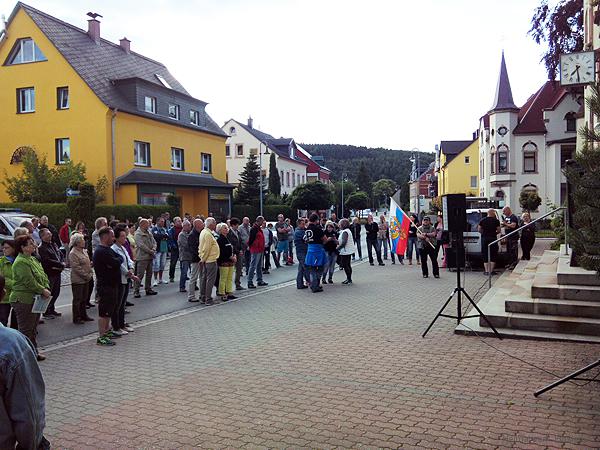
[464, 208, 508, 266]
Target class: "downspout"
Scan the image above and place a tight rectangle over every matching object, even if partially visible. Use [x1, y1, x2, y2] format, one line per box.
[111, 108, 118, 204]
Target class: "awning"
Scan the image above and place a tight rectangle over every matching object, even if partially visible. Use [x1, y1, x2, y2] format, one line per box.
[116, 169, 234, 190]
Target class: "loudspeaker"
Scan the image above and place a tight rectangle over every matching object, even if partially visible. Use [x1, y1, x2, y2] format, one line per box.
[445, 246, 466, 269]
[442, 193, 467, 233]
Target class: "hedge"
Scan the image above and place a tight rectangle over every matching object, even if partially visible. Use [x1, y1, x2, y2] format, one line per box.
[231, 204, 296, 222]
[0, 202, 179, 226]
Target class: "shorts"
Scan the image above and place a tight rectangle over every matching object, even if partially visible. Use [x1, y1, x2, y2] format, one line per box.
[153, 252, 167, 272]
[482, 238, 498, 263]
[97, 284, 119, 318]
[276, 241, 288, 253]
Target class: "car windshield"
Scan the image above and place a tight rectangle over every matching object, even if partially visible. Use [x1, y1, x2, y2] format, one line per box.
[466, 211, 484, 232]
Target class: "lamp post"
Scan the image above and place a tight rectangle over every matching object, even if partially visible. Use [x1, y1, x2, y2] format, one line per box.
[258, 142, 270, 217]
[340, 172, 347, 218]
[409, 148, 420, 215]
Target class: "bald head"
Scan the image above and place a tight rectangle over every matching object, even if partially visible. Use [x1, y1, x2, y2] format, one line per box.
[193, 218, 204, 232]
[502, 206, 512, 216]
[487, 209, 496, 217]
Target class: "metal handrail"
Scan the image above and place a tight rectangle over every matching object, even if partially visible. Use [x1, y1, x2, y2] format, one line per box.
[487, 206, 566, 288]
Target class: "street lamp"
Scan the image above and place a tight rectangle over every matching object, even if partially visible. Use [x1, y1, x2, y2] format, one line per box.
[410, 147, 420, 215]
[258, 141, 270, 217]
[340, 172, 347, 218]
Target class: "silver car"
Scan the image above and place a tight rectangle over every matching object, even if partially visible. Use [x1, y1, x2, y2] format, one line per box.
[0, 210, 34, 243]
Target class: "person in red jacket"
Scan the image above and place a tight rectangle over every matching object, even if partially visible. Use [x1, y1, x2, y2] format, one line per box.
[247, 216, 268, 289]
[58, 218, 72, 248]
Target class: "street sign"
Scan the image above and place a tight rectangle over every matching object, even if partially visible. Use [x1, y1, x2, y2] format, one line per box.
[66, 188, 80, 197]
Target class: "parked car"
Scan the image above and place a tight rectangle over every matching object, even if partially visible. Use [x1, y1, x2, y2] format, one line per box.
[463, 208, 508, 267]
[0, 209, 34, 244]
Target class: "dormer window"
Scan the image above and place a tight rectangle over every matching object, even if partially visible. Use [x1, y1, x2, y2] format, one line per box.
[155, 74, 172, 89]
[6, 38, 47, 65]
[144, 96, 156, 114]
[229, 126, 236, 135]
[190, 110, 200, 126]
[565, 112, 576, 132]
[168, 104, 180, 120]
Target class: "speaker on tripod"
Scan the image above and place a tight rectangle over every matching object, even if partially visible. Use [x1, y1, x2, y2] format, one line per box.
[422, 194, 501, 339]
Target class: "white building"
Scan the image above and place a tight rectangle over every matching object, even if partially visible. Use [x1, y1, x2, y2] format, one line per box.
[478, 53, 581, 215]
[222, 118, 309, 195]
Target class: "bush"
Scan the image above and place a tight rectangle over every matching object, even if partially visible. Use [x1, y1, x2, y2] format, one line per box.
[0, 202, 69, 225]
[231, 204, 258, 221]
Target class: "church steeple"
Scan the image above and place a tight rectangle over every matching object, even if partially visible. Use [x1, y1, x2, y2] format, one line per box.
[489, 51, 519, 113]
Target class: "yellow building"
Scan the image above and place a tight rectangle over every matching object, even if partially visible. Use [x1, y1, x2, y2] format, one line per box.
[437, 140, 479, 197]
[0, 3, 232, 217]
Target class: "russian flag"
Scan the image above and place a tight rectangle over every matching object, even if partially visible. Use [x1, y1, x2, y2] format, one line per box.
[389, 198, 410, 256]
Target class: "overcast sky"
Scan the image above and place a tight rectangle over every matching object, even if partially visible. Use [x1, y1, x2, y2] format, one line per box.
[1, 0, 550, 153]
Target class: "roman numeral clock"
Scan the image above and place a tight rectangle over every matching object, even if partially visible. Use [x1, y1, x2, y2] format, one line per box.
[560, 51, 596, 86]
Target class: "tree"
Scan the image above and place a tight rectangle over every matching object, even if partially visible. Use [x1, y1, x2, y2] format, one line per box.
[529, 0, 583, 80]
[289, 182, 333, 211]
[345, 191, 370, 216]
[67, 182, 96, 228]
[3, 151, 89, 203]
[565, 83, 600, 272]
[356, 161, 372, 195]
[399, 182, 410, 211]
[333, 180, 357, 216]
[267, 152, 281, 198]
[519, 190, 542, 214]
[236, 154, 264, 205]
[372, 178, 397, 207]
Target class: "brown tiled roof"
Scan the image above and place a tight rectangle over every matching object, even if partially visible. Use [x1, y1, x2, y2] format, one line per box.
[513, 81, 567, 135]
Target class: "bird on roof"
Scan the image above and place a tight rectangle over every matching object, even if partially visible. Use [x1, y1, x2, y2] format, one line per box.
[86, 12, 103, 19]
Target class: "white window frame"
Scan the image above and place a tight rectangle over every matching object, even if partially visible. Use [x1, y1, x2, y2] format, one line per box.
[190, 110, 200, 125]
[55, 138, 70, 165]
[171, 147, 184, 171]
[144, 96, 157, 114]
[470, 176, 477, 188]
[201, 153, 212, 173]
[464, 156, 470, 164]
[8, 38, 46, 65]
[17, 87, 35, 113]
[168, 103, 180, 120]
[236, 144, 244, 157]
[57, 87, 69, 110]
[134, 141, 151, 167]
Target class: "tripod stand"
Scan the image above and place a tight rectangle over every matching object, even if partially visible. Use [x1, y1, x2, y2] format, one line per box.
[534, 359, 600, 397]
[422, 235, 502, 339]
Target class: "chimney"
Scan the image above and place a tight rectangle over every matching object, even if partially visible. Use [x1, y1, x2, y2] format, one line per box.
[119, 37, 131, 54]
[247, 116, 253, 129]
[87, 18, 101, 43]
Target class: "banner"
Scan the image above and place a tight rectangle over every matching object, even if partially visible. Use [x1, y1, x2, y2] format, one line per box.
[389, 198, 410, 256]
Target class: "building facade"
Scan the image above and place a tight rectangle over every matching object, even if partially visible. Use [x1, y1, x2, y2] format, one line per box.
[437, 140, 478, 197]
[478, 53, 580, 215]
[409, 162, 434, 215]
[222, 118, 313, 196]
[0, 3, 231, 216]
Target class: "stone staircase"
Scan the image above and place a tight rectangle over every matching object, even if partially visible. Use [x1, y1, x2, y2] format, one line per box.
[456, 246, 600, 343]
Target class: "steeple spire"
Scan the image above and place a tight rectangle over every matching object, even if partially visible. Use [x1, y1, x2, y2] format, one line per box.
[489, 51, 519, 113]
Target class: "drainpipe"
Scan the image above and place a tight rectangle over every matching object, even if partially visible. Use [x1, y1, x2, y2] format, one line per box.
[111, 108, 118, 204]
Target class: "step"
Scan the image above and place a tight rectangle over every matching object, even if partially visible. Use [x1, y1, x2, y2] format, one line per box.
[506, 296, 600, 319]
[456, 317, 600, 343]
[532, 274, 600, 302]
[557, 249, 600, 286]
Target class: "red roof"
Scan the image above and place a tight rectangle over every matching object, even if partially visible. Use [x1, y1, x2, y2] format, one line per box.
[513, 81, 567, 135]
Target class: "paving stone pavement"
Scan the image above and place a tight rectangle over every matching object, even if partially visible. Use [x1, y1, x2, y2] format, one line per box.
[40, 243, 600, 449]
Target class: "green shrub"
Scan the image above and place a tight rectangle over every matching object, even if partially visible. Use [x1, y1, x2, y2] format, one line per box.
[94, 205, 179, 222]
[263, 205, 295, 221]
[0, 202, 69, 225]
[231, 204, 258, 220]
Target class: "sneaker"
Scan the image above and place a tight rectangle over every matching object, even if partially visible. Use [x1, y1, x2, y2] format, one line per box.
[125, 301, 135, 307]
[370, 263, 374, 266]
[134, 293, 141, 299]
[312, 287, 324, 293]
[322, 279, 328, 284]
[227, 294, 237, 300]
[119, 329, 130, 335]
[123, 324, 134, 332]
[257, 281, 268, 286]
[263, 270, 270, 274]
[434, 274, 440, 279]
[328, 278, 333, 284]
[161, 279, 169, 284]
[378, 263, 385, 266]
[96, 336, 115, 346]
[236, 285, 245, 291]
[169, 278, 175, 283]
[152, 280, 158, 287]
[179, 288, 187, 293]
[111, 329, 127, 336]
[50, 311, 62, 317]
[146, 290, 158, 296]
[188, 298, 200, 302]
[220, 296, 229, 302]
[341, 279, 353, 285]
[42, 313, 55, 320]
[248, 284, 256, 289]
[105, 330, 122, 339]
[423, 274, 429, 278]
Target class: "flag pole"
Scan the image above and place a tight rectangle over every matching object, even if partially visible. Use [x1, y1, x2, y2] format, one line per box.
[391, 199, 435, 249]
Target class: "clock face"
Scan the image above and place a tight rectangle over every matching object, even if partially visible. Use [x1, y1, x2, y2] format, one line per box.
[560, 51, 595, 86]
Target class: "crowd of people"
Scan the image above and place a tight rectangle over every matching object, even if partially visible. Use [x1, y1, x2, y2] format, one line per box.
[0, 205, 537, 356]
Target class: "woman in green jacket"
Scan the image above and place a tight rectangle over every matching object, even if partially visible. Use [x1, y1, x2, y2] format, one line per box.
[10, 235, 51, 361]
[0, 239, 17, 327]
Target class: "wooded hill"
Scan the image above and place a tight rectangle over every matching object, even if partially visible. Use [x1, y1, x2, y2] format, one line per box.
[300, 143, 435, 186]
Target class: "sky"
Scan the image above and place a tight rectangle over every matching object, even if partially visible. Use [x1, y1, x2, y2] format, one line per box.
[0, 0, 550, 153]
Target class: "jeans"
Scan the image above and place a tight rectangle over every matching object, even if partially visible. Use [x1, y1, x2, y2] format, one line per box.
[366, 239, 383, 264]
[296, 252, 310, 288]
[46, 274, 61, 314]
[353, 236, 362, 260]
[340, 254, 352, 281]
[248, 252, 263, 285]
[179, 261, 190, 291]
[323, 251, 337, 280]
[168, 247, 179, 280]
[308, 265, 324, 291]
[407, 236, 419, 261]
[200, 262, 218, 302]
[378, 238, 396, 263]
[112, 282, 128, 330]
[420, 245, 439, 277]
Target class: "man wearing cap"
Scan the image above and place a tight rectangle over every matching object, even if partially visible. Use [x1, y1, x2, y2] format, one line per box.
[417, 216, 439, 278]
